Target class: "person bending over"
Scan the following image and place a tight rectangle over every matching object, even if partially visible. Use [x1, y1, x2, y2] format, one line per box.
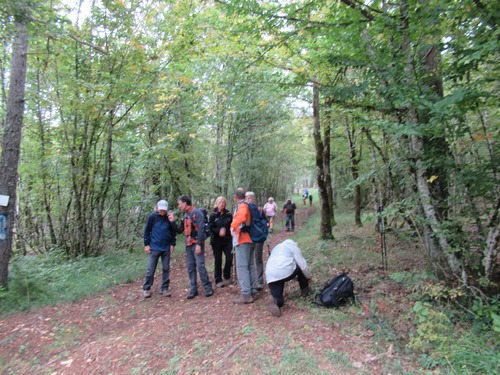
[266, 239, 312, 317]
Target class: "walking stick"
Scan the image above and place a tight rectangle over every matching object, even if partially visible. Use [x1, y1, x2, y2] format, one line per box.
[232, 246, 237, 283]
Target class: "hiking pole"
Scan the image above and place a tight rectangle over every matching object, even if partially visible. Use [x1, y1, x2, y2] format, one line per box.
[232, 246, 237, 283]
[377, 205, 387, 271]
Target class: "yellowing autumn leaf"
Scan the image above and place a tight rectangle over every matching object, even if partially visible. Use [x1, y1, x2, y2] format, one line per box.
[428, 175, 438, 183]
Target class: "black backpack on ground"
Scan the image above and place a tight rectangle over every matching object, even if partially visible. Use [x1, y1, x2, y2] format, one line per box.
[314, 273, 355, 308]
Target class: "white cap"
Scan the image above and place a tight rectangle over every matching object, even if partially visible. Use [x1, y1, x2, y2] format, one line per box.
[157, 200, 168, 211]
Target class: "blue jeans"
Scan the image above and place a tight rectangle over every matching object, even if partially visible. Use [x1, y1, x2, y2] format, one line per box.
[285, 213, 295, 230]
[185, 243, 213, 293]
[254, 242, 264, 287]
[235, 242, 256, 296]
[143, 250, 171, 291]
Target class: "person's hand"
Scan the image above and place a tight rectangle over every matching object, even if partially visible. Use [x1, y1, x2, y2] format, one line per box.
[170, 245, 175, 254]
[195, 244, 201, 255]
[167, 212, 175, 222]
[219, 227, 226, 237]
[144, 245, 151, 253]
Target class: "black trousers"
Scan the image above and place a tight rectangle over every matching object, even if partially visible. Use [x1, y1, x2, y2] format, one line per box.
[268, 266, 309, 307]
[211, 239, 233, 283]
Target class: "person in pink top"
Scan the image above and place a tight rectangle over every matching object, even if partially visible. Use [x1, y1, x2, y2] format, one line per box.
[263, 197, 278, 233]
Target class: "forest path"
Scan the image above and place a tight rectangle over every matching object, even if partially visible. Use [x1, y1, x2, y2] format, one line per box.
[0, 206, 396, 374]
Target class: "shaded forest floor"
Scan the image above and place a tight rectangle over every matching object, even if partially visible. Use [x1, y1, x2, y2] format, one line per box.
[0, 205, 427, 374]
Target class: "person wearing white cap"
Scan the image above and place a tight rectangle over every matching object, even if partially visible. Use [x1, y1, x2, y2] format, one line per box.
[142, 199, 178, 298]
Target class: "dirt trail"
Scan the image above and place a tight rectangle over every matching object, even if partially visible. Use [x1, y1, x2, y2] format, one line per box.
[0, 207, 386, 374]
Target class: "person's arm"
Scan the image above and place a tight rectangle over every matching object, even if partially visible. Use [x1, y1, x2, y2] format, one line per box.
[209, 212, 218, 236]
[174, 216, 185, 234]
[144, 214, 154, 252]
[292, 246, 312, 279]
[230, 203, 247, 236]
[168, 214, 177, 248]
[218, 212, 232, 237]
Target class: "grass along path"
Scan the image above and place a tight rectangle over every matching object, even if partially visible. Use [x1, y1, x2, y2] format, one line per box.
[1, 203, 426, 374]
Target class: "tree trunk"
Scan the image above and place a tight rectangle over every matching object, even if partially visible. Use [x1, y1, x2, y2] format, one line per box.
[0, 16, 28, 289]
[344, 117, 362, 227]
[324, 97, 336, 226]
[483, 197, 500, 281]
[35, 62, 57, 247]
[215, 110, 225, 195]
[312, 82, 333, 240]
[400, 0, 462, 280]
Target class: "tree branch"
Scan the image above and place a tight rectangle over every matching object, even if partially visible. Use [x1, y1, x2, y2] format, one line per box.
[68, 33, 108, 55]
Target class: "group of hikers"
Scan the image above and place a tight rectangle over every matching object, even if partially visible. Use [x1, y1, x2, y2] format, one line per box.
[142, 188, 312, 317]
[302, 188, 313, 206]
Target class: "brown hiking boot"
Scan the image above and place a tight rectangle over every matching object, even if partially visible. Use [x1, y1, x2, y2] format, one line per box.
[233, 294, 254, 304]
[268, 300, 281, 317]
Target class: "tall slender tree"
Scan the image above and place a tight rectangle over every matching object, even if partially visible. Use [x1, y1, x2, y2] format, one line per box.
[0, 3, 29, 288]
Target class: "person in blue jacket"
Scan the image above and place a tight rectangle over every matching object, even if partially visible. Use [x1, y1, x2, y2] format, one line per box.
[143, 199, 178, 298]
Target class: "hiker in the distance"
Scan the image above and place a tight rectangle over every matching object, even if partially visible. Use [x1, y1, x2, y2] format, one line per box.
[176, 195, 214, 299]
[309, 194, 313, 206]
[266, 239, 312, 317]
[282, 197, 297, 232]
[263, 197, 278, 233]
[208, 196, 234, 288]
[142, 200, 178, 298]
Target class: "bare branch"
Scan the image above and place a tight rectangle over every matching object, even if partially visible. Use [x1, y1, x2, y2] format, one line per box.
[68, 33, 108, 55]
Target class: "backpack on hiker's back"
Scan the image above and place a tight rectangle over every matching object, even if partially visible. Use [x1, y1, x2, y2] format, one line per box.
[198, 207, 211, 238]
[242, 202, 269, 243]
[314, 273, 355, 308]
[184, 207, 211, 240]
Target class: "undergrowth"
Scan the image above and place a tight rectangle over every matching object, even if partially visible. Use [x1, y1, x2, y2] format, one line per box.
[297, 204, 499, 374]
[0, 247, 145, 316]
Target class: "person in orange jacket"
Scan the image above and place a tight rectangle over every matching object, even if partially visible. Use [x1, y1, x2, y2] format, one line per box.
[230, 187, 256, 304]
